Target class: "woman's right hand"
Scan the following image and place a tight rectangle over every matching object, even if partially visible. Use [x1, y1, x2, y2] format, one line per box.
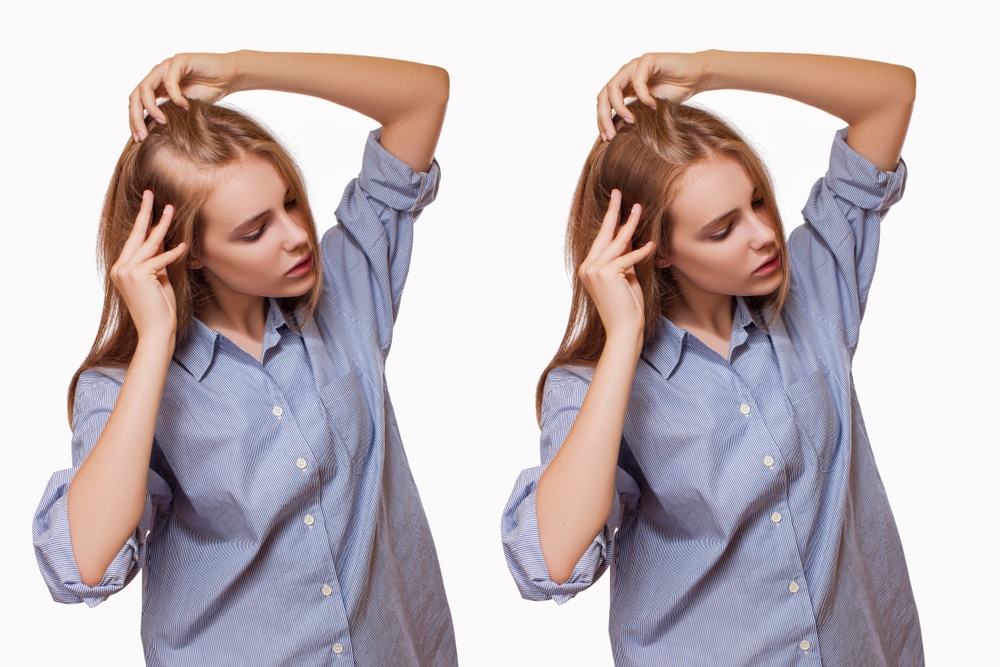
[109, 191, 187, 344]
[577, 190, 656, 341]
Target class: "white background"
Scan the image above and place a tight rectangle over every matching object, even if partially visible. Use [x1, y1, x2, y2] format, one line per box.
[2, 1, 994, 664]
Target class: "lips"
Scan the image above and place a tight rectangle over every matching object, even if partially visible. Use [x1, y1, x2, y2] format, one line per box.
[754, 252, 781, 276]
[287, 253, 314, 276]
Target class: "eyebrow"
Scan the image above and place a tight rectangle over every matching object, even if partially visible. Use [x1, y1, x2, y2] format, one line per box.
[230, 188, 292, 236]
[232, 211, 269, 236]
[699, 209, 738, 232]
[698, 187, 761, 232]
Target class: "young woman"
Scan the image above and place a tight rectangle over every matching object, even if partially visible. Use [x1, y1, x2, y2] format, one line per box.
[33, 51, 455, 666]
[502, 51, 921, 665]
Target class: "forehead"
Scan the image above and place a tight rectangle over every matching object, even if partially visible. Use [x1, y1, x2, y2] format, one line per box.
[200, 155, 288, 230]
[670, 154, 755, 226]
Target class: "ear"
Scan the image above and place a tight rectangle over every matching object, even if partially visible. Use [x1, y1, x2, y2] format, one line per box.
[654, 251, 671, 269]
[187, 254, 203, 270]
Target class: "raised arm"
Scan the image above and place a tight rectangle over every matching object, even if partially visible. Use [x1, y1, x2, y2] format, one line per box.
[598, 51, 915, 171]
[536, 193, 655, 583]
[130, 51, 449, 172]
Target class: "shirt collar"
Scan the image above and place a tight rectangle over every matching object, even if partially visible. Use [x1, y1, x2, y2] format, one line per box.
[173, 299, 295, 381]
[641, 297, 761, 378]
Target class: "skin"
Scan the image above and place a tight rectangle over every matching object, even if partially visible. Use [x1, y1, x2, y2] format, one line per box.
[68, 51, 448, 587]
[191, 155, 316, 359]
[538, 51, 915, 584]
[659, 154, 783, 358]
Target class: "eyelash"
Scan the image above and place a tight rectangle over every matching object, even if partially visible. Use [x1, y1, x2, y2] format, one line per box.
[709, 198, 766, 241]
[242, 226, 266, 242]
[241, 199, 297, 242]
[709, 225, 733, 241]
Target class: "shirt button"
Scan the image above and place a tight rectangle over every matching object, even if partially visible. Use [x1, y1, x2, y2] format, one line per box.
[771, 512, 782, 524]
[304, 514, 315, 526]
[763, 455, 775, 468]
[321, 584, 333, 597]
[799, 640, 811, 651]
[789, 581, 800, 594]
[332, 643, 344, 655]
[272, 405, 284, 418]
[739, 403, 751, 416]
[296, 457, 308, 470]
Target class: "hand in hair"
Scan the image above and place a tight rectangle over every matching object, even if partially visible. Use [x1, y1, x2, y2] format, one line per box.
[597, 52, 707, 141]
[577, 190, 656, 341]
[129, 52, 240, 141]
[109, 190, 187, 342]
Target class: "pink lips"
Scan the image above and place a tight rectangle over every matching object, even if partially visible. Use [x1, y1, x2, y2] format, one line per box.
[287, 253, 314, 277]
[754, 253, 781, 276]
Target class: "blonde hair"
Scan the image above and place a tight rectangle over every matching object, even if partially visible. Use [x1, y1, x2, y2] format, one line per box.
[69, 100, 322, 419]
[537, 99, 790, 418]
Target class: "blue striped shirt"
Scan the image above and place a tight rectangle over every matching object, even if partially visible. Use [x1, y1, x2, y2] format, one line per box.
[502, 130, 923, 666]
[34, 130, 458, 666]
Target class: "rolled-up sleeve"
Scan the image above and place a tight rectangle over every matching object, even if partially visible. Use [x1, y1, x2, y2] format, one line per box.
[790, 128, 907, 350]
[323, 129, 441, 353]
[501, 368, 638, 603]
[32, 372, 171, 606]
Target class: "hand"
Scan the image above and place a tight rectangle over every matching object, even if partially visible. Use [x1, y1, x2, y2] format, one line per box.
[110, 191, 187, 343]
[597, 52, 707, 141]
[577, 190, 656, 340]
[129, 52, 242, 141]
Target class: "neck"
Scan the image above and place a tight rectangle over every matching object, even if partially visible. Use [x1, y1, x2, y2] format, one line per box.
[667, 292, 735, 360]
[199, 294, 269, 358]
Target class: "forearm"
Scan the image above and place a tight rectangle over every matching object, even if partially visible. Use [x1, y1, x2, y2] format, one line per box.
[67, 336, 172, 586]
[536, 331, 642, 583]
[699, 50, 915, 170]
[231, 51, 449, 171]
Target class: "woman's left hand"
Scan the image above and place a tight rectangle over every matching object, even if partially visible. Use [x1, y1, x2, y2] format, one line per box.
[129, 52, 242, 141]
[597, 52, 707, 141]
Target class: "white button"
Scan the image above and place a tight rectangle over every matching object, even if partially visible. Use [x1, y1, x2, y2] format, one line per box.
[799, 640, 811, 651]
[321, 584, 333, 597]
[789, 581, 800, 594]
[272, 405, 284, 418]
[771, 512, 782, 524]
[304, 514, 315, 526]
[763, 455, 775, 468]
[296, 457, 308, 470]
[739, 403, 751, 415]
[332, 643, 344, 654]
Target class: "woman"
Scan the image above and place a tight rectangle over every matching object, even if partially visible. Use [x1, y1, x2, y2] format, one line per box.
[502, 51, 921, 665]
[34, 51, 455, 666]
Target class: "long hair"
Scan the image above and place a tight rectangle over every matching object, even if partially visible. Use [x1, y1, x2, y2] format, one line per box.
[68, 100, 322, 420]
[536, 99, 790, 418]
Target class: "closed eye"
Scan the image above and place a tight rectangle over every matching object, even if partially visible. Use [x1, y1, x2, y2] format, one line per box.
[709, 223, 733, 241]
[241, 224, 267, 242]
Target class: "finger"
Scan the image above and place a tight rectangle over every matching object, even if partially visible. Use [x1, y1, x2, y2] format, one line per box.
[147, 241, 188, 274]
[120, 191, 156, 256]
[606, 202, 643, 254]
[162, 57, 190, 109]
[631, 57, 658, 108]
[606, 63, 636, 127]
[138, 81, 166, 126]
[141, 203, 176, 251]
[616, 241, 657, 270]
[591, 189, 624, 250]
[597, 88, 615, 142]
[128, 88, 148, 142]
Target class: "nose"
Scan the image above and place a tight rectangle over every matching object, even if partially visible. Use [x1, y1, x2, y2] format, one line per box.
[279, 210, 309, 251]
[748, 210, 776, 251]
